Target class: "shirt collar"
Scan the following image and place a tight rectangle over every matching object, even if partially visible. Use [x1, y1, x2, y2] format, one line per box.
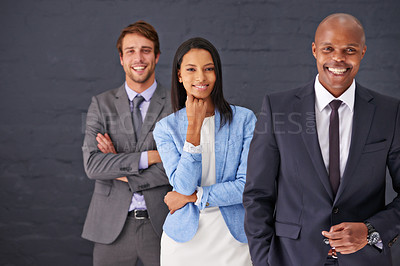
[124, 80, 157, 102]
[314, 74, 355, 113]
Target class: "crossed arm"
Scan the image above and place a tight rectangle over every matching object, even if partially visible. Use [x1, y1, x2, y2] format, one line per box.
[82, 96, 169, 190]
[95, 132, 190, 212]
[96, 133, 161, 182]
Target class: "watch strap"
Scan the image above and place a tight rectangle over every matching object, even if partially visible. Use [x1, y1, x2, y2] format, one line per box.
[364, 221, 381, 246]
[364, 221, 376, 235]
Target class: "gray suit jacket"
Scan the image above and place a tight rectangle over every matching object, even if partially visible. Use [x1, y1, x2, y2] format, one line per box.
[244, 81, 400, 266]
[82, 83, 172, 244]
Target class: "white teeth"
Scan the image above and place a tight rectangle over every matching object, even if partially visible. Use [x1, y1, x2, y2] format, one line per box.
[328, 67, 347, 75]
[195, 85, 207, 89]
[133, 66, 145, 70]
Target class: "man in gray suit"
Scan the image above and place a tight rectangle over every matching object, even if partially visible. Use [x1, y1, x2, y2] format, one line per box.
[82, 21, 172, 266]
[244, 13, 400, 266]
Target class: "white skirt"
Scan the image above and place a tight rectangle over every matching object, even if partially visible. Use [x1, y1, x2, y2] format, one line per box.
[160, 207, 252, 266]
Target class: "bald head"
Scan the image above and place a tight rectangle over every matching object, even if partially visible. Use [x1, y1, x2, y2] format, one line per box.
[315, 13, 365, 46]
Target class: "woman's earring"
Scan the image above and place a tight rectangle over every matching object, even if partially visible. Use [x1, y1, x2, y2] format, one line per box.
[179, 78, 182, 83]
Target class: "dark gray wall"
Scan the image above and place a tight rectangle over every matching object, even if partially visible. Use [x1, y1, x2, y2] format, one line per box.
[1, 0, 399, 265]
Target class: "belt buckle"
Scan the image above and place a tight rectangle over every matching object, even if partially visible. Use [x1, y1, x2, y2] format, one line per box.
[134, 209, 146, 220]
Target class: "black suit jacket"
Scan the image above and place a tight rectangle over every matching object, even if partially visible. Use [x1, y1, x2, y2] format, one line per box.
[244, 81, 400, 266]
[82, 83, 172, 244]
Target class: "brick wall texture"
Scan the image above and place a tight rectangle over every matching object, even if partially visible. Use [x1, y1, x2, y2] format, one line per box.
[1, 0, 399, 265]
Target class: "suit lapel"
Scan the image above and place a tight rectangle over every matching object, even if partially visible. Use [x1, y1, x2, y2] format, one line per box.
[214, 110, 229, 183]
[335, 84, 375, 202]
[136, 84, 166, 151]
[114, 85, 136, 149]
[296, 84, 334, 201]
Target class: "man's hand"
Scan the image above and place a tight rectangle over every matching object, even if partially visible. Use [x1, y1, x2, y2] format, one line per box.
[115, 177, 128, 182]
[322, 222, 368, 254]
[96, 133, 127, 183]
[96, 133, 117, 154]
[164, 191, 197, 214]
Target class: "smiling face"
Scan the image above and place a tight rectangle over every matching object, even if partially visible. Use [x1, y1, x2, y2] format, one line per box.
[178, 48, 216, 102]
[312, 14, 367, 97]
[120, 33, 160, 92]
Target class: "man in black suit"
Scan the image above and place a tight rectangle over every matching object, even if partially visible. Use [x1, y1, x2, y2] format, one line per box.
[244, 13, 400, 266]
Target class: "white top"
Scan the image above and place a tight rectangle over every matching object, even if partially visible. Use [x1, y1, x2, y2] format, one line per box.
[200, 116, 216, 186]
[314, 75, 355, 178]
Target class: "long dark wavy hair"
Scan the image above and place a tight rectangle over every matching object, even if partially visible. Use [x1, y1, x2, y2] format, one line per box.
[171, 37, 233, 127]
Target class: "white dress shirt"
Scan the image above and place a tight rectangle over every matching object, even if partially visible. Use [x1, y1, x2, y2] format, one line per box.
[314, 75, 355, 178]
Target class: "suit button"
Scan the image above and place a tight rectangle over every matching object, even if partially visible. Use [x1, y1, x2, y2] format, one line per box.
[206, 202, 209, 207]
[389, 242, 393, 248]
[332, 207, 339, 214]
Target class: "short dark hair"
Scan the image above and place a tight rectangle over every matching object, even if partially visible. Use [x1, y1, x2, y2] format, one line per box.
[116, 20, 160, 56]
[171, 37, 232, 127]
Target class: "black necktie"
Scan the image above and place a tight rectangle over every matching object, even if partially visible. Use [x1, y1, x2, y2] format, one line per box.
[131, 95, 145, 141]
[329, 100, 342, 196]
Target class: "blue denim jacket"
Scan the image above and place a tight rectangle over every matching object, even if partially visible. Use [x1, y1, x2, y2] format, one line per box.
[153, 106, 256, 243]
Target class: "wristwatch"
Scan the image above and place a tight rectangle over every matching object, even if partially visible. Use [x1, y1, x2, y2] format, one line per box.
[364, 221, 381, 245]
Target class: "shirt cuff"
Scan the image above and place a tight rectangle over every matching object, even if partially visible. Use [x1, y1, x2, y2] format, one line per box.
[139, 151, 148, 170]
[194, 186, 203, 206]
[183, 141, 202, 154]
[375, 237, 383, 250]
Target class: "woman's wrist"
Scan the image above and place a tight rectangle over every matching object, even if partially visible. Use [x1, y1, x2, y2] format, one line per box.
[186, 124, 201, 146]
[188, 191, 198, 203]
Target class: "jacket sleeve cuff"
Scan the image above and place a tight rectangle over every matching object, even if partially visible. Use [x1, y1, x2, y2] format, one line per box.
[197, 186, 212, 210]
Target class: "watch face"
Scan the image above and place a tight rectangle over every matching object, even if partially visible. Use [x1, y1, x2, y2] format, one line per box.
[369, 232, 380, 245]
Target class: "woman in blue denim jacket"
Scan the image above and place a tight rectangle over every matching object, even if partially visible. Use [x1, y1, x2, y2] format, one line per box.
[153, 37, 256, 266]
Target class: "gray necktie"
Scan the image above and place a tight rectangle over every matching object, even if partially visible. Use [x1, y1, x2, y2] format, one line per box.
[329, 100, 342, 196]
[131, 95, 145, 140]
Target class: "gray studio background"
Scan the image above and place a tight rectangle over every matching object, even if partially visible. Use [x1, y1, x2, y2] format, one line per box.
[1, 0, 400, 265]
